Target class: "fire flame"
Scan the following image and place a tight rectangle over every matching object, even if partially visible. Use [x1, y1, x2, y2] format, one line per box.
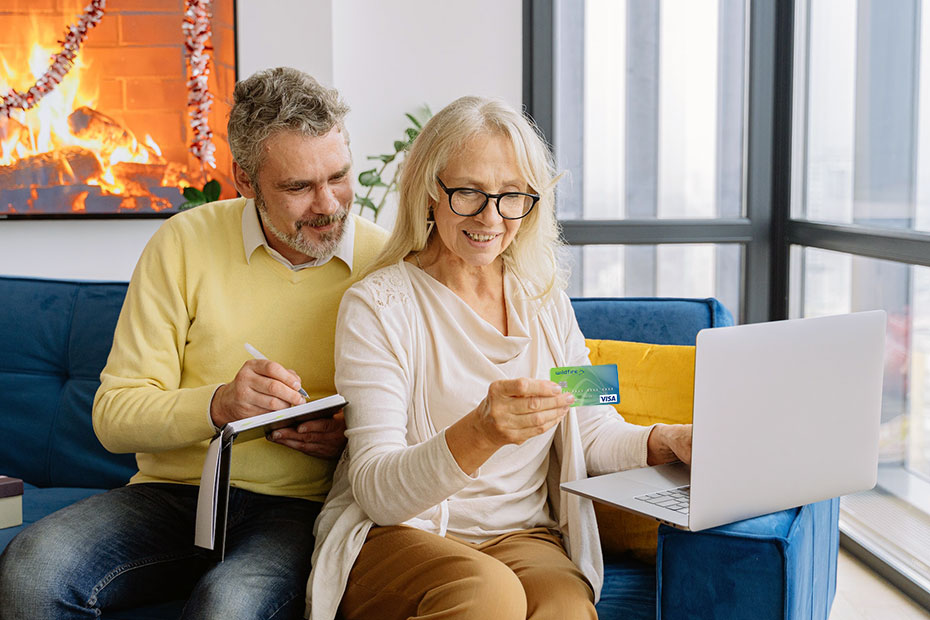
[0, 14, 187, 212]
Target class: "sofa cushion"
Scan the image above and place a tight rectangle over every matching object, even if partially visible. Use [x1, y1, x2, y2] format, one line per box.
[594, 554, 657, 620]
[586, 339, 696, 563]
[587, 339, 695, 427]
[572, 297, 733, 345]
[0, 277, 136, 489]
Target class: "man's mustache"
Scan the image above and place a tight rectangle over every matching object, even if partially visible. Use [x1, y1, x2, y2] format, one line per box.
[296, 209, 347, 230]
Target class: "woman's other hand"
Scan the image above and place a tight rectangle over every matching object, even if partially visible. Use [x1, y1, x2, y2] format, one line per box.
[646, 423, 693, 466]
[445, 378, 574, 475]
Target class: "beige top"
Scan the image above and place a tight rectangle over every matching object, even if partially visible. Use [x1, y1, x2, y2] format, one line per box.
[305, 261, 653, 619]
[406, 263, 559, 540]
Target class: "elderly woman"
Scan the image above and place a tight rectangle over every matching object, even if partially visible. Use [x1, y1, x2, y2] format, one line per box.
[307, 96, 691, 620]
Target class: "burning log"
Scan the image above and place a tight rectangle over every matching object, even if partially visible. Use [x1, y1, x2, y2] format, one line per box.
[162, 161, 194, 188]
[67, 106, 163, 163]
[111, 161, 167, 196]
[0, 146, 103, 190]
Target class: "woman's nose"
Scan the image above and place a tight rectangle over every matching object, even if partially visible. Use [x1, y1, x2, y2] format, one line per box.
[476, 199, 504, 225]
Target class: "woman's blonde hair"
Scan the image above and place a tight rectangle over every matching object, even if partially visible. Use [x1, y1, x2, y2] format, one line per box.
[365, 96, 567, 303]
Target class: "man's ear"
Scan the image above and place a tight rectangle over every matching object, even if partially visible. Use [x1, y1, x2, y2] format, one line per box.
[232, 161, 257, 199]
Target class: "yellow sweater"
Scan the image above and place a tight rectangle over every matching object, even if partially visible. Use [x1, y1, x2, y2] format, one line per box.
[92, 198, 388, 501]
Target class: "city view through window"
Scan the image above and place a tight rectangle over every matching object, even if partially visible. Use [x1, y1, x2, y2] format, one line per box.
[557, 0, 930, 502]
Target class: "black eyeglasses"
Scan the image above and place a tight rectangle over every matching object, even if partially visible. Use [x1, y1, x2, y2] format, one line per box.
[437, 178, 539, 220]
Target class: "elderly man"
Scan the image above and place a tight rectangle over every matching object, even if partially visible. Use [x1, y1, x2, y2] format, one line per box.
[0, 68, 388, 619]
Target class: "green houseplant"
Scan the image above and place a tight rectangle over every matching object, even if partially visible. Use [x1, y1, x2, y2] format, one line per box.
[178, 179, 221, 211]
[354, 105, 432, 222]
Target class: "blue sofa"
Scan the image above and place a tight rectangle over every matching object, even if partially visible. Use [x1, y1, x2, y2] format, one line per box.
[0, 275, 838, 619]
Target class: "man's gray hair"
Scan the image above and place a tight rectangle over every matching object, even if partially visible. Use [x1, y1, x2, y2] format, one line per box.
[227, 67, 349, 180]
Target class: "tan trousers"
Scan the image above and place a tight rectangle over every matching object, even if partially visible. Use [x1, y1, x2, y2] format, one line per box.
[338, 525, 597, 620]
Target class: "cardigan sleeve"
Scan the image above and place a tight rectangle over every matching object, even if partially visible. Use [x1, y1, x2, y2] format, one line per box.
[335, 280, 476, 526]
[552, 292, 653, 475]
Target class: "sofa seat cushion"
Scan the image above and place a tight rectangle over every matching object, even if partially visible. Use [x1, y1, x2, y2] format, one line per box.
[0, 483, 107, 551]
[595, 555, 656, 620]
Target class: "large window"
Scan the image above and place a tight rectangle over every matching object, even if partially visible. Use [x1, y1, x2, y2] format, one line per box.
[793, 0, 930, 235]
[792, 248, 930, 473]
[544, 0, 748, 316]
[788, 1, 930, 598]
[536, 0, 930, 604]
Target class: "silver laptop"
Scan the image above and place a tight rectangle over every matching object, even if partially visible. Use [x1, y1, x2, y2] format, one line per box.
[561, 310, 886, 532]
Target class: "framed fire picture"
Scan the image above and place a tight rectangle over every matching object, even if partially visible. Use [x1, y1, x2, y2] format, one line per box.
[0, 0, 237, 218]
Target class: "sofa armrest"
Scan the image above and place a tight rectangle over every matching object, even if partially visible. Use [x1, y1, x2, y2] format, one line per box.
[656, 498, 840, 620]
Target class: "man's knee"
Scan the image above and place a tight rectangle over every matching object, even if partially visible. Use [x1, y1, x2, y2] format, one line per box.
[182, 572, 305, 620]
[0, 526, 87, 616]
[424, 555, 527, 620]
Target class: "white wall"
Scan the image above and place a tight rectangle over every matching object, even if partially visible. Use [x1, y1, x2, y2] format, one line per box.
[332, 0, 523, 231]
[0, 219, 163, 281]
[236, 0, 334, 86]
[0, 0, 522, 280]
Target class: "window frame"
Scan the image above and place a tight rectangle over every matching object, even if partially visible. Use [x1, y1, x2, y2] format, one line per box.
[526, 0, 930, 605]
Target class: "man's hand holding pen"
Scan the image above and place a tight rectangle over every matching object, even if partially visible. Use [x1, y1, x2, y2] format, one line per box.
[209, 347, 347, 458]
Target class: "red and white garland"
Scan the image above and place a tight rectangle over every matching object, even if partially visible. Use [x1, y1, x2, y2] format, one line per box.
[183, 0, 216, 169]
[0, 0, 107, 119]
[1, 0, 218, 172]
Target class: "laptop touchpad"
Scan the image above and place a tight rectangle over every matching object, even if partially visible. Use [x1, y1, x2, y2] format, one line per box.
[621, 462, 691, 490]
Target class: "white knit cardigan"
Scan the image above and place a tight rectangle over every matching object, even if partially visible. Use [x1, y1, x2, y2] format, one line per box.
[304, 262, 652, 620]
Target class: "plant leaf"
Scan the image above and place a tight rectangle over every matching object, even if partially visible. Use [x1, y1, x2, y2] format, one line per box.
[178, 201, 196, 211]
[355, 195, 377, 212]
[182, 186, 205, 202]
[366, 154, 395, 163]
[393, 140, 407, 152]
[203, 179, 221, 203]
[405, 127, 419, 141]
[358, 169, 382, 187]
[404, 112, 422, 129]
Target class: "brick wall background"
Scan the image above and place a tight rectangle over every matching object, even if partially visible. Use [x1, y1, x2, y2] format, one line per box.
[0, 0, 236, 202]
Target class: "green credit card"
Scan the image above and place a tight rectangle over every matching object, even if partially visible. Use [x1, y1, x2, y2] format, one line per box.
[550, 364, 620, 407]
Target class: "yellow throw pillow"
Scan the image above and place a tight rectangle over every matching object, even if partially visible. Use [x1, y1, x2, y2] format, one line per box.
[585, 338, 696, 564]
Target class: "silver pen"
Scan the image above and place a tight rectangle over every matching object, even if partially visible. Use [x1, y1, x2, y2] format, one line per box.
[244, 342, 310, 399]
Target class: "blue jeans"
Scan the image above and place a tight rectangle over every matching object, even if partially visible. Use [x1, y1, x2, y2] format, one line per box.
[0, 483, 321, 619]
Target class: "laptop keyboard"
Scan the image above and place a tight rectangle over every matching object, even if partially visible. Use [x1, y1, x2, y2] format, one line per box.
[635, 486, 691, 514]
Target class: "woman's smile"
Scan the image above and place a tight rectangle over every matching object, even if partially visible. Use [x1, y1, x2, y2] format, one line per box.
[463, 230, 503, 244]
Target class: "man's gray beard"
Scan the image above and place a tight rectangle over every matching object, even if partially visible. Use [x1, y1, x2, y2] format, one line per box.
[255, 191, 349, 261]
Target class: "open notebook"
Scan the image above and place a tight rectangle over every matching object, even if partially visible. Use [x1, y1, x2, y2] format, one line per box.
[194, 394, 347, 559]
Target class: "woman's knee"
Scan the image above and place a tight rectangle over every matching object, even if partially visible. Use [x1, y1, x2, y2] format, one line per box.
[425, 555, 527, 620]
[524, 570, 596, 620]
